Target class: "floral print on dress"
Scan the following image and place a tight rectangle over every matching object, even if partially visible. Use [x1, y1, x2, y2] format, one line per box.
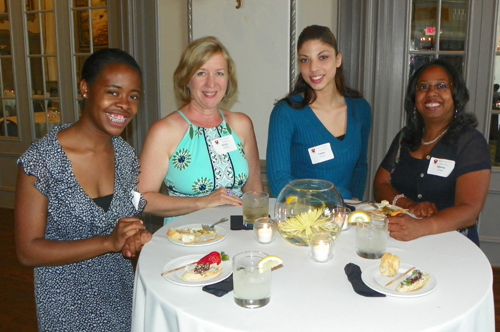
[192, 177, 214, 194]
[237, 142, 245, 157]
[172, 148, 191, 170]
[164, 110, 249, 224]
[236, 173, 248, 187]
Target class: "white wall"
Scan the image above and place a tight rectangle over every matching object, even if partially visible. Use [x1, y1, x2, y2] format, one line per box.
[158, 0, 338, 159]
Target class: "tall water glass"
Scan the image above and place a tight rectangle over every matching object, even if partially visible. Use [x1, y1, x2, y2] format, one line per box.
[356, 214, 388, 259]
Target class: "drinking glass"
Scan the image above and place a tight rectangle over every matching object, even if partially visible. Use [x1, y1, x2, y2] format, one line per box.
[233, 251, 271, 308]
[242, 191, 269, 227]
[356, 214, 388, 259]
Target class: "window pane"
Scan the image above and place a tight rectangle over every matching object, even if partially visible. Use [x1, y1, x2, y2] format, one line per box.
[74, 0, 89, 8]
[411, 1, 439, 51]
[27, 13, 40, 55]
[0, 2, 16, 137]
[440, 1, 467, 51]
[1, 58, 14, 94]
[30, 57, 43, 94]
[74, 9, 90, 53]
[409, 54, 435, 77]
[43, 12, 56, 56]
[75, 55, 88, 90]
[437, 55, 464, 74]
[91, 9, 108, 49]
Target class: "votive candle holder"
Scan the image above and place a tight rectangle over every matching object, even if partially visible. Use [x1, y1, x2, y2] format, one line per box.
[253, 217, 277, 244]
[308, 232, 334, 263]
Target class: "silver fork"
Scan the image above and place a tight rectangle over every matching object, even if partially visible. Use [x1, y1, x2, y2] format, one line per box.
[201, 218, 228, 231]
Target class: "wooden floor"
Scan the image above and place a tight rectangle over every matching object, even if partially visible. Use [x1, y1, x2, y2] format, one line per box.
[0, 207, 499, 331]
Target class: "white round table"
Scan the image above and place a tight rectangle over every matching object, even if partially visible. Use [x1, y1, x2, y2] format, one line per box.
[132, 201, 495, 332]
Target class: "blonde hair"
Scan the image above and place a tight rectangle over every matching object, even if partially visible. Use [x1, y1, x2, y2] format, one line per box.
[173, 36, 238, 105]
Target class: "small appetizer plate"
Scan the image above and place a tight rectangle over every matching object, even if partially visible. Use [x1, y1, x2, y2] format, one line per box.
[162, 254, 232, 287]
[361, 263, 437, 298]
[167, 224, 227, 247]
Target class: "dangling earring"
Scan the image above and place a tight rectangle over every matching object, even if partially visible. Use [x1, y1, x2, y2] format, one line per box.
[412, 107, 417, 120]
[454, 108, 458, 118]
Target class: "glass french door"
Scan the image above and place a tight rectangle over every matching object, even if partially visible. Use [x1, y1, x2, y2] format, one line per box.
[409, 0, 468, 75]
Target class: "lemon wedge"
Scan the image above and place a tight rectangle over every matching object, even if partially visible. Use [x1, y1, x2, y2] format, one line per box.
[285, 196, 298, 204]
[347, 211, 370, 224]
[258, 255, 283, 273]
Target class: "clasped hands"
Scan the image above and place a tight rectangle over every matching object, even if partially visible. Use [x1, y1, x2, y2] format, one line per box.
[388, 201, 437, 241]
[109, 217, 152, 258]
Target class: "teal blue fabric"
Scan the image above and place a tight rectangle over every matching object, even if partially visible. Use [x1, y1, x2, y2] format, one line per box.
[266, 95, 372, 199]
[164, 110, 249, 224]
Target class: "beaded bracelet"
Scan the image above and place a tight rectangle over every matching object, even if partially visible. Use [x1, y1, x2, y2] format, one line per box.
[392, 193, 405, 206]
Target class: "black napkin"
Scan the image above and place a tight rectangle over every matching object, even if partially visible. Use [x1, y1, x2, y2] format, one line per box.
[344, 263, 386, 297]
[202, 275, 233, 297]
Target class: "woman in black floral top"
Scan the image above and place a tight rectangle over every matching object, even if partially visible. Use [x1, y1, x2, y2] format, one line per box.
[15, 48, 151, 332]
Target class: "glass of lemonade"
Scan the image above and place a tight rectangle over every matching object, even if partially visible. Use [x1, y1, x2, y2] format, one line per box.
[356, 214, 388, 259]
[242, 191, 269, 227]
[233, 251, 271, 309]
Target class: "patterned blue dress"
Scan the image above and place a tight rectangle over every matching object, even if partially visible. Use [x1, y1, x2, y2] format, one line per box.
[164, 110, 249, 224]
[17, 124, 146, 332]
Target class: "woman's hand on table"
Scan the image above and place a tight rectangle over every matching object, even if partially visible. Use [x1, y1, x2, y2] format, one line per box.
[407, 201, 438, 218]
[387, 214, 427, 241]
[200, 187, 243, 208]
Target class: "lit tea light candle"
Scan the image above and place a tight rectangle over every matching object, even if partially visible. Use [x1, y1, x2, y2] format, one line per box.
[313, 240, 330, 262]
[258, 223, 273, 243]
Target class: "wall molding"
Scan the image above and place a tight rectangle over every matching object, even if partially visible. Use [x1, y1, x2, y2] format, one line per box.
[187, 0, 296, 90]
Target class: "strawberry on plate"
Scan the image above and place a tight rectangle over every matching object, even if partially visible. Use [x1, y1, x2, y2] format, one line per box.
[197, 251, 222, 266]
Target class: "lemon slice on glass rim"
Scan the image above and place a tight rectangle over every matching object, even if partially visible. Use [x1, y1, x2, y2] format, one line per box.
[258, 255, 283, 273]
[347, 211, 370, 224]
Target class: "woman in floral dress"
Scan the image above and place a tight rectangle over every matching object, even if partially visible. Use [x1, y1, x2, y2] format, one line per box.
[138, 36, 263, 224]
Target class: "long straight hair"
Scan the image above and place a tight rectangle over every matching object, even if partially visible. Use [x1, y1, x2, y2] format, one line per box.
[279, 25, 362, 109]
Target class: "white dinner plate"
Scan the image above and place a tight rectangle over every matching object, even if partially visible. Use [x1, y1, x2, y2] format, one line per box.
[167, 224, 227, 246]
[162, 254, 232, 287]
[361, 263, 437, 297]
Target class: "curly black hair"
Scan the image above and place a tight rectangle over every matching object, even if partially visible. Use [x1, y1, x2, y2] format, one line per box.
[403, 59, 476, 150]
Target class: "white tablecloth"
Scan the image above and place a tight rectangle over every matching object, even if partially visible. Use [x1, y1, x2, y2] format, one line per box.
[132, 201, 495, 332]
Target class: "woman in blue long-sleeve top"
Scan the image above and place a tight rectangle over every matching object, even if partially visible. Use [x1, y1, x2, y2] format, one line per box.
[267, 25, 372, 199]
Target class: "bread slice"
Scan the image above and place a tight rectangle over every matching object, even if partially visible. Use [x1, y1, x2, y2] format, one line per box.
[380, 252, 400, 277]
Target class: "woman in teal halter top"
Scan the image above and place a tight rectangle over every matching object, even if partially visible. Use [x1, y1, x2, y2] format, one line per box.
[138, 36, 263, 224]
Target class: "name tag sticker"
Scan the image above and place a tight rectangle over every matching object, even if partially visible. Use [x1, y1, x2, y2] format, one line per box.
[308, 143, 334, 164]
[212, 135, 237, 154]
[131, 190, 141, 210]
[427, 157, 455, 177]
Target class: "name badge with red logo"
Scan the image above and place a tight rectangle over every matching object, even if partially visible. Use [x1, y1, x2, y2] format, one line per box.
[308, 143, 334, 164]
[212, 135, 237, 155]
[427, 157, 455, 177]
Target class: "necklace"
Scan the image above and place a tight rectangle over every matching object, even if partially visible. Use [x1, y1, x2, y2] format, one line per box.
[421, 128, 449, 146]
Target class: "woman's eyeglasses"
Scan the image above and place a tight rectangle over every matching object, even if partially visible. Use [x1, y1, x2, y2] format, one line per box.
[416, 82, 453, 92]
